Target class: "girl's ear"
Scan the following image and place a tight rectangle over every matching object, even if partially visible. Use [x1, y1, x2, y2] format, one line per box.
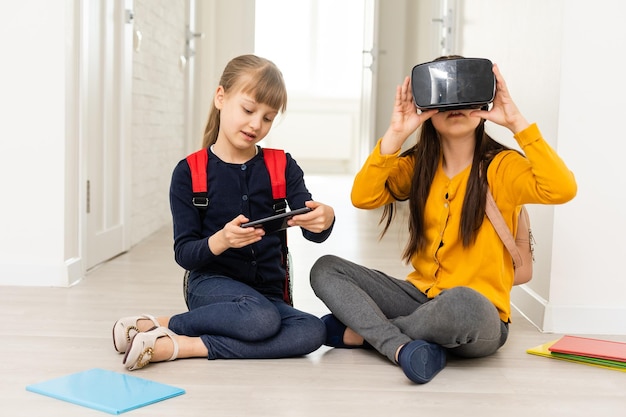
[214, 86, 225, 110]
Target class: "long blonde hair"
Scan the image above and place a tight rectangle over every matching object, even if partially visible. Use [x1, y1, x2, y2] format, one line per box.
[202, 55, 288, 149]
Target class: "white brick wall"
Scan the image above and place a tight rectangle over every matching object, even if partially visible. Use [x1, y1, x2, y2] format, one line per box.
[131, 0, 187, 246]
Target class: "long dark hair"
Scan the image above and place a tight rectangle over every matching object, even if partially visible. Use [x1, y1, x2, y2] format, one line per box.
[380, 114, 509, 263]
[201, 55, 287, 149]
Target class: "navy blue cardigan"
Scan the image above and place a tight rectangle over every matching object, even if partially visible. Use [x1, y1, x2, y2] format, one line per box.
[169, 147, 333, 299]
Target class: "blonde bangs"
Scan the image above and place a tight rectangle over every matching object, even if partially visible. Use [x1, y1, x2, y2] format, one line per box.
[238, 67, 287, 113]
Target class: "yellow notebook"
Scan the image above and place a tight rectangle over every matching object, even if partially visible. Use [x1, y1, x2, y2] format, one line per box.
[527, 339, 626, 373]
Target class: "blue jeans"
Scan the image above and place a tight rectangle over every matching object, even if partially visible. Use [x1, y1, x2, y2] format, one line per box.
[168, 274, 325, 359]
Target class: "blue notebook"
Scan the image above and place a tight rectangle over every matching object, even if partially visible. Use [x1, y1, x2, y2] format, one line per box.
[26, 368, 185, 415]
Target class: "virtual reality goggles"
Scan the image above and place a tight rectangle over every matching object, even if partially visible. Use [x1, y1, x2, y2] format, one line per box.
[411, 57, 495, 111]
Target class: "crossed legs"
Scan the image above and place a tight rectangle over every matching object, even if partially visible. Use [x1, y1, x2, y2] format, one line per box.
[310, 254, 508, 382]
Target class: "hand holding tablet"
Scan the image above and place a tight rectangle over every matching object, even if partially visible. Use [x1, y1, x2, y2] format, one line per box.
[241, 207, 313, 234]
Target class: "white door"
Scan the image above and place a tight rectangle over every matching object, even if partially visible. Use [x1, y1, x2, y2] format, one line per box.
[83, 0, 133, 269]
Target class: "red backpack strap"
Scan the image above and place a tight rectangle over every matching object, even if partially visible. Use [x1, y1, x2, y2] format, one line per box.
[262, 148, 292, 304]
[183, 149, 208, 309]
[262, 148, 287, 213]
[186, 149, 209, 208]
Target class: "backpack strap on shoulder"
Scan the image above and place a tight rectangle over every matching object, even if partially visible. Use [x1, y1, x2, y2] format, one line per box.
[186, 149, 209, 208]
[183, 148, 209, 308]
[262, 148, 287, 213]
[485, 188, 523, 268]
[262, 148, 293, 305]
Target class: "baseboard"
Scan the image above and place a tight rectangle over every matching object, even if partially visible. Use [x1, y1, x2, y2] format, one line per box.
[543, 303, 626, 335]
[511, 284, 547, 331]
[65, 257, 84, 286]
[512, 284, 626, 335]
[0, 257, 84, 287]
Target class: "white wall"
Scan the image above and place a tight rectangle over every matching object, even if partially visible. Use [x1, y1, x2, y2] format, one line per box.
[130, 0, 188, 246]
[0, 0, 191, 286]
[547, 2, 626, 334]
[0, 1, 74, 285]
[458, 0, 626, 334]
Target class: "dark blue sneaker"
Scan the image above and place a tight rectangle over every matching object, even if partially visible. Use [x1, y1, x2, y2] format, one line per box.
[321, 314, 373, 349]
[398, 340, 446, 383]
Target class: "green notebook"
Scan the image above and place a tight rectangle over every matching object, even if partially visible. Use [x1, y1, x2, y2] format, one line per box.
[550, 351, 626, 369]
[26, 368, 185, 415]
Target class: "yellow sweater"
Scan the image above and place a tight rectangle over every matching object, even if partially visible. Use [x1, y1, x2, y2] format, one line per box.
[351, 124, 577, 322]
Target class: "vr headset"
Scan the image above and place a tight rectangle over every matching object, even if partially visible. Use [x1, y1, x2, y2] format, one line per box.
[411, 57, 495, 111]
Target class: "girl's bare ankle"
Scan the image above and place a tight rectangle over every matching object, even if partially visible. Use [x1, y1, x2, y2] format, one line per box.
[343, 327, 365, 346]
[137, 318, 158, 332]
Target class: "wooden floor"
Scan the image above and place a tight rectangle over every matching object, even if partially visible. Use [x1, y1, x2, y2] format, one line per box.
[2, 175, 625, 416]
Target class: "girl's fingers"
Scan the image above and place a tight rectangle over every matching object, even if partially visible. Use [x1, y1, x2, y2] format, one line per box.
[401, 76, 412, 102]
[493, 64, 511, 98]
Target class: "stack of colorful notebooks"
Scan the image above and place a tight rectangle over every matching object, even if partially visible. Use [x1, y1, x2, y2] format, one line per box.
[527, 335, 626, 372]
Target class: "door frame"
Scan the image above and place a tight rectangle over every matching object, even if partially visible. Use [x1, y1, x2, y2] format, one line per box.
[79, 0, 133, 271]
[359, 0, 379, 165]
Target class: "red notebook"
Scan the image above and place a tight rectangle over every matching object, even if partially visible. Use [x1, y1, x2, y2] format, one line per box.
[548, 335, 626, 363]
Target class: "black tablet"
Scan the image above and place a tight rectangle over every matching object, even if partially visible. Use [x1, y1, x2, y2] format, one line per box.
[241, 207, 313, 233]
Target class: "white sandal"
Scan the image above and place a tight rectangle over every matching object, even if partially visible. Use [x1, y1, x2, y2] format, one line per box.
[123, 326, 180, 371]
[112, 314, 160, 353]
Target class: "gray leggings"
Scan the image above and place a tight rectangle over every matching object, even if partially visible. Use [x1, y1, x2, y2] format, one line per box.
[310, 254, 508, 363]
